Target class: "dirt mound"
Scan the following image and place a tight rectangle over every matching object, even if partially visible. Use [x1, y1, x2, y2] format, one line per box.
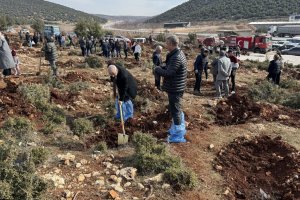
[216, 94, 261, 125]
[215, 135, 300, 200]
[137, 80, 165, 102]
[62, 71, 90, 82]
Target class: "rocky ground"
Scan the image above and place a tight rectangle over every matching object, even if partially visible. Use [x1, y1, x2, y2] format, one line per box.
[0, 34, 299, 200]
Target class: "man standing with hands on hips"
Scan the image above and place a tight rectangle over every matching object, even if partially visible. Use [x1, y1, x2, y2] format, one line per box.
[155, 35, 187, 143]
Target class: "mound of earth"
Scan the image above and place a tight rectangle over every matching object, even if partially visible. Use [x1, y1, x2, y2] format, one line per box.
[216, 94, 261, 125]
[215, 135, 300, 200]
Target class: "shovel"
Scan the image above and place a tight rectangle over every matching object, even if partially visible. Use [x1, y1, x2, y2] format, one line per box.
[117, 101, 128, 145]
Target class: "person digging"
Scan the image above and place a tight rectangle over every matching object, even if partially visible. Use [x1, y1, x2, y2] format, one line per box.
[108, 64, 137, 123]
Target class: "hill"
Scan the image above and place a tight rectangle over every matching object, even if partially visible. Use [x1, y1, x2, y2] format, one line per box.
[0, 0, 107, 24]
[148, 0, 300, 23]
[96, 14, 150, 23]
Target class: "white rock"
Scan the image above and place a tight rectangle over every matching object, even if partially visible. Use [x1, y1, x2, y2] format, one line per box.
[162, 184, 171, 190]
[43, 174, 65, 188]
[111, 184, 124, 193]
[137, 183, 145, 190]
[119, 167, 137, 181]
[63, 190, 73, 198]
[57, 153, 75, 165]
[92, 171, 101, 177]
[78, 174, 85, 182]
[144, 173, 163, 183]
[124, 182, 131, 188]
[95, 180, 105, 186]
[84, 173, 92, 178]
[80, 159, 88, 165]
[209, 144, 215, 149]
[76, 163, 82, 168]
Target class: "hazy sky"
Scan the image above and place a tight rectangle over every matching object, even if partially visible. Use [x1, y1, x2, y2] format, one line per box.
[46, 0, 188, 16]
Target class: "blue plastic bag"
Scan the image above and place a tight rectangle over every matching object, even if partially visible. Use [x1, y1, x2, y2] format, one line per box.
[168, 112, 186, 143]
[115, 99, 134, 122]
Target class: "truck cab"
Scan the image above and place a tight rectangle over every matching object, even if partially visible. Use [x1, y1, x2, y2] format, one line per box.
[44, 25, 60, 37]
[253, 35, 272, 53]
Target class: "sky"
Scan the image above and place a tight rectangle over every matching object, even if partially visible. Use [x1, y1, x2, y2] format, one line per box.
[46, 0, 188, 16]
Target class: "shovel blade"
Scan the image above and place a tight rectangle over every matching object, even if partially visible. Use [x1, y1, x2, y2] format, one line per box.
[118, 133, 128, 145]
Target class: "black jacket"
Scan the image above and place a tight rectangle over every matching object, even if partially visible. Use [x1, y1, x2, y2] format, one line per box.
[155, 48, 187, 93]
[112, 64, 137, 101]
[152, 52, 162, 66]
[268, 60, 280, 74]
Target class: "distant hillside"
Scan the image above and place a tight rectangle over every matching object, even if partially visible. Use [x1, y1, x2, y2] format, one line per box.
[96, 15, 150, 23]
[0, 0, 106, 24]
[148, 0, 300, 23]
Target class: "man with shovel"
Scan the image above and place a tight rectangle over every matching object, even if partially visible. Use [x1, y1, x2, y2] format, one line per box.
[108, 64, 137, 121]
[154, 35, 187, 143]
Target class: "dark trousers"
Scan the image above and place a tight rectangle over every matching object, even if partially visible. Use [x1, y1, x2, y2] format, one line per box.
[230, 69, 237, 91]
[3, 69, 12, 76]
[124, 50, 128, 58]
[168, 92, 183, 125]
[269, 72, 281, 85]
[81, 47, 86, 57]
[134, 53, 140, 61]
[194, 72, 202, 91]
[204, 65, 208, 80]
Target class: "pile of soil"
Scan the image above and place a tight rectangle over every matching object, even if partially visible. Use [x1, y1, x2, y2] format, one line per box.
[0, 87, 39, 122]
[215, 135, 300, 200]
[137, 80, 165, 102]
[216, 94, 261, 125]
[62, 71, 90, 82]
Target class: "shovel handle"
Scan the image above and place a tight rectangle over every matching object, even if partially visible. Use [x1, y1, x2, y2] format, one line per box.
[119, 101, 126, 135]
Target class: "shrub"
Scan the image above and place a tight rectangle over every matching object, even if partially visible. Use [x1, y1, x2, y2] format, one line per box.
[71, 118, 94, 137]
[132, 132, 157, 154]
[42, 105, 66, 124]
[68, 81, 89, 95]
[187, 32, 197, 44]
[18, 84, 50, 107]
[156, 33, 166, 42]
[85, 56, 103, 68]
[0, 181, 13, 200]
[0, 144, 48, 199]
[41, 122, 55, 135]
[249, 80, 285, 104]
[164, 167, 198, 190]
[2, 117, 34, 141]
[283, 93, 300, 109]
[43, 75, 64, 89]
[257, 60, 269, 71]
[68, 50, 80, 56]
[94, 141, 108, 152]
[31, 147, 49, 166]
[280, 79, 299, 89]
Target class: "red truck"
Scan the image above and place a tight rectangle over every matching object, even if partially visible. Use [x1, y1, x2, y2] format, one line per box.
[221, 35, 272, 53]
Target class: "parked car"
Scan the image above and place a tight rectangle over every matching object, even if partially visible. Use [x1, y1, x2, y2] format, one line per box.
[132, 38, 146, 43]
[114, 35, 130, 43]
[272, 41, 288, 50]
[281, 47, 300, 56]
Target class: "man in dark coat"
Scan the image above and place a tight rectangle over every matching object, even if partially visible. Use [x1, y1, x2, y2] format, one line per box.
[108, 64, 137, 103]
[193, 49, 209, 95]
[152, 45, 163, 90]
[43, 36, 58, 76]
[155, 35, 187, 143]
[268, 54, 281, 85]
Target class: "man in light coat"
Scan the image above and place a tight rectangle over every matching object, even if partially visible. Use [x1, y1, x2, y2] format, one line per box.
[0, 32, 15, 76]
[215, 51, 231, 98]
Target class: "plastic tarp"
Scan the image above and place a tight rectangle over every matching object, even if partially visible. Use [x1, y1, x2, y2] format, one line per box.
[115, 99, 134, 122]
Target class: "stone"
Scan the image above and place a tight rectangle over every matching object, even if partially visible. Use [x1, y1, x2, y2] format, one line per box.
[78, 174, 85, 182]
[92, 171, 101, 177]
[76, 163, 82, 168]
[95, 180, 105, 187]
[84, 173, 92, 178]
[162, 184, 171, 190]
[43, 174, 65, 188]
[144, 173, 163, 183]
[124, 182, 131, 188]
[215, 165, 223, 171]
[63, 190, 73, 198]
[278, 115, 290, 120]
[112, 185, 124, 193]
[80, 159, 88, 165]
[119, 167, 137, 181]
[57, 153, 76, 166]
[110, 175, 122, 184]
[209, 144, 215, 149]
[115, 170, 120, 176]
[223, 188, 230, 195]
[108, 190, 119, 199]
[137, 183, 145, 190]
[103, 162, 113, 169]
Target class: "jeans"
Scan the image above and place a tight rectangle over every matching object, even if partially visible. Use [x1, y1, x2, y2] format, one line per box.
[124, 50, 128, 58]
[230, 69, 237, 92]
[269, 72, 281, 85]
[168, 92, 183, 125]
[49, 60, 57, 76]
[204, 65, 208, 80]
[134, 53, 140, 61]
[81, 47, 86, 57]
[215, 80, 229, 97]
[194, 72, 202, 91]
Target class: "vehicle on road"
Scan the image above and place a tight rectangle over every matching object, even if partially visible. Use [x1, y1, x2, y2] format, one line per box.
[44, 25, 60, 37]
[272, 41, 288, 50]
[281, 47, 300, 56]
[114, 35, 130, 43]
[268, 25, 300, 37]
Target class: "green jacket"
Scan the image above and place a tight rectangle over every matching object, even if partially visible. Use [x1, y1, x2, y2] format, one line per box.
[44, 42, 58, 61]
